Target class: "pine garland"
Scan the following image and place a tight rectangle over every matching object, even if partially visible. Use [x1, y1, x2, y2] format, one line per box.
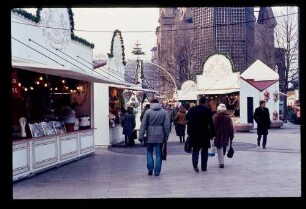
[12, 8, 94, 48]
[107, 29, 127, 66]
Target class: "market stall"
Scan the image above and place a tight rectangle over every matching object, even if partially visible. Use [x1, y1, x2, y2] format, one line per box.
[11, 8, 126, 181]
[240, 60, 281, 129]
[195, 53, 240, 113]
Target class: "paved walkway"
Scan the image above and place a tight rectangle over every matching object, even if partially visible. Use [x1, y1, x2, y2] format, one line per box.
[13, 123, 301, 199]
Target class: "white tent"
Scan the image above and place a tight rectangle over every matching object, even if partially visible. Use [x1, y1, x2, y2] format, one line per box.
[240, 60, 280, 127]
[197, 72, 240, 94]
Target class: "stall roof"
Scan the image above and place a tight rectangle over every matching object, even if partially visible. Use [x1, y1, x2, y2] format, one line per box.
[12, 58, 128, 86]
[241, 60, 279, 81]
[177, 91, 198, 101]
[108, 83, 160, 93]
[196, 72, 240, 95]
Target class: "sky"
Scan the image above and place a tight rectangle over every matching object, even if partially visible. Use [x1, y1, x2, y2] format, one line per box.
[24, 8, 160, 61]
[72, 8, 159, 61]
[23, 7, 297, 61]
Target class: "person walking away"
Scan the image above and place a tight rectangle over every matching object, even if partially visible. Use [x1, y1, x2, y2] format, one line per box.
[140, 104, 150, 122]
[171, 105, 179, 130]
[121, 106, 136, 146]
[253, 100, 271, 149]
[212, 103, 234, 168]
[165, 105, 173, 133]
[139, 99, 170, 176]
[174, 105, 187, 143]
[186, 96, 215, 173]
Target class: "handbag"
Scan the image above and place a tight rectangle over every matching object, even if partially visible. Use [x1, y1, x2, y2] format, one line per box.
[208, 140, 216, 157]
[130, 130, 137, 140]
[227, 144, 234, 158]
[162, 142, 167, 160]
[184, 136, 192, 153]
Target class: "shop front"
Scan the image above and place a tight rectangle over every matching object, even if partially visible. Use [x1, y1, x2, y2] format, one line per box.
[11, 8, 126, 181]
[94, 83, 158, 147]
[176, 54, 240, 114]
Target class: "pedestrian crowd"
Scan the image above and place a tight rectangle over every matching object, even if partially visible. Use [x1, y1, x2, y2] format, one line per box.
[121, 96, 270, 176]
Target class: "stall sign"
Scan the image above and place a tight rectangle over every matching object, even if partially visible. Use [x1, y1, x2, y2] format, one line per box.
[12, 71, 21, 98]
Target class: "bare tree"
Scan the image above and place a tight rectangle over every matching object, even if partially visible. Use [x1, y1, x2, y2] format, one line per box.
[175, 36, 197, 82]
[159, 29, 196, 91]
[274, 7, 299, 120]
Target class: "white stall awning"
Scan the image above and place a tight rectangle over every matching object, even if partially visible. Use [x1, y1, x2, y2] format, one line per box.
[177, 91, 198, 101]
[12, 59, 127, 85]
[196, 72, 240, 95]
[108, 83, 160, 93]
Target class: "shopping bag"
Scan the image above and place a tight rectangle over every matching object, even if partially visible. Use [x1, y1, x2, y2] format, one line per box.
[227, 145, 234, 158]
[208, 141, 216, 157]
[184, 136, 192, 153]
[162, 142, 167, 161]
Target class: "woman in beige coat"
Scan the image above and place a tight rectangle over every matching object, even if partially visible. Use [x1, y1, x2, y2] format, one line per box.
[212, 103, 234, 168]
[174, 105, 187, 143]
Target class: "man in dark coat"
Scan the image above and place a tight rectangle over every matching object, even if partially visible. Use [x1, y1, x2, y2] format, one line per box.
[253, 100, 271, 149]
[186, 96, 215, 173]
[121, 106, 136, 146]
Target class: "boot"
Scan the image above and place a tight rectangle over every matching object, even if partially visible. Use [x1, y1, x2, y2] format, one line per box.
[183, 136, 185, 143]
[179, 136, 182, 143]
[193, 163, 199, 173]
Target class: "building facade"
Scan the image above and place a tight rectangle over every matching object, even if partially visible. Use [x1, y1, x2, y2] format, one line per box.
[157, 7, 277, 93]
[193, 7, 256, 73]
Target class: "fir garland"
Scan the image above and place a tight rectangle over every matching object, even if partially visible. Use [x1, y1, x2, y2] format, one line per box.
[107, 29, 127, 66]
[12, 8, 94, 48]
[12, 8, 39, 23]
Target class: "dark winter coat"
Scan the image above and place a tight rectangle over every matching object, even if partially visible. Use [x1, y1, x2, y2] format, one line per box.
[212, 111, 234, 148]
[139, 103, 170, 143]
[253, 106, 271, 135]
[121, 112, 136, 136]
[186, 105, 215, 149]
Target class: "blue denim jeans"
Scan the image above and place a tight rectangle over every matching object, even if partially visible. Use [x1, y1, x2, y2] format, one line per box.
[147, 143, 163, 175]
[192, 147, 208, 171]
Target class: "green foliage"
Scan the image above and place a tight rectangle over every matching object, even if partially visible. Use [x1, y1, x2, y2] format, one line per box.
[71, 34, 95, 48]
[108, 29, 127, 66]
[12, 8, 39, 23]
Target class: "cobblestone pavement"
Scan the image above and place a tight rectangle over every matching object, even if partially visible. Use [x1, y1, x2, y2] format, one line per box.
[13, 123, 301, 199]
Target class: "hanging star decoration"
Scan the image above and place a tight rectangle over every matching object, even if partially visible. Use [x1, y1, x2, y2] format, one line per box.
[273, 110, 278, 121]
[264, 90, 270, 102]
[273, 90, 279, 102]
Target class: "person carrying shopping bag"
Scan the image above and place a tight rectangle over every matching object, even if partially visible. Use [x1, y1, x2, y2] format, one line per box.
[212, 103, 234, 168]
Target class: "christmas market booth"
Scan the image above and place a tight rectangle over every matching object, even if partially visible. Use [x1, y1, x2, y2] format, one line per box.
[92, 30, 159, 146]
[11, 8, 126, 181]
[240, 60, 282, 129]
[177, 80, 198, 107]
[195, 53, 240, 115]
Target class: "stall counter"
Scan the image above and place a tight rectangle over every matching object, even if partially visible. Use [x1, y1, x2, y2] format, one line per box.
[13, 129, 95, 182]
